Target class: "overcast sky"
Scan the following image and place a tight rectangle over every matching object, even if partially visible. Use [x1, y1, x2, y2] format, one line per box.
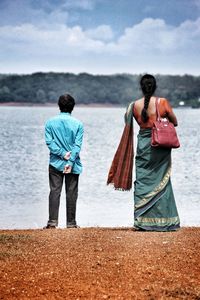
[0, 0, 200, 75]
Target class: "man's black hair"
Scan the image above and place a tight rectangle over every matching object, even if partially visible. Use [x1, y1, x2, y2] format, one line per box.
[58, 94, 75, 113]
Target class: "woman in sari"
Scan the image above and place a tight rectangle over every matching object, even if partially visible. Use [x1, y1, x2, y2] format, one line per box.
[107, 74, 180, 231]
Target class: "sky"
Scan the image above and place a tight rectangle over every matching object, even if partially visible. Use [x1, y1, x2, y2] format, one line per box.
[0, 0, 200, 75]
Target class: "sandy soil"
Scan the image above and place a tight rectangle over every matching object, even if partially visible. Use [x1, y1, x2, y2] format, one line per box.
[0, 227, 200, 299]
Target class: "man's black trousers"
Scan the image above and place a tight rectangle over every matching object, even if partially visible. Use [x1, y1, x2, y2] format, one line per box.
[47, 165, 79, 227]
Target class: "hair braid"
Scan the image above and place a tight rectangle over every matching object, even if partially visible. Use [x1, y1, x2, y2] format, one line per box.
[140, 74, 157, 123]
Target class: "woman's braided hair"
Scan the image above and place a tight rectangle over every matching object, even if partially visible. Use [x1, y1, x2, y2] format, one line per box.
[140, 74, 157, 123]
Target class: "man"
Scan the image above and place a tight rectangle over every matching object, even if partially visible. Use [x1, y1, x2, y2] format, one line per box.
[44, 94, 83, 229]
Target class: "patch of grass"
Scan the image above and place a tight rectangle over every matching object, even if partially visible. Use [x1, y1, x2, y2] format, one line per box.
[0, 251, 12, 259]
[164, 287, 200, 299]
[0, 234, 31, 244]
[0, 234, 33, 260]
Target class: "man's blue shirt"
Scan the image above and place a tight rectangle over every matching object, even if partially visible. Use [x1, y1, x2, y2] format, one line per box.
[45, 112, 83, 174]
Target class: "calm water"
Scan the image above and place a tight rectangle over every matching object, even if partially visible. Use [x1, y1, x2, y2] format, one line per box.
[0, 106, 199, 228]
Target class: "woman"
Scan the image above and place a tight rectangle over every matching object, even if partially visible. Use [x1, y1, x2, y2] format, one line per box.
[107, 74, 180, 231]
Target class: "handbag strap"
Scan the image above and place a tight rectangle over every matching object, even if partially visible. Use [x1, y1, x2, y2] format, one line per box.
[155, 97, 161, 121]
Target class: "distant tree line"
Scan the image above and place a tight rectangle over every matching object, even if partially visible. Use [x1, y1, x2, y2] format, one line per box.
[0, 72, 200, 107]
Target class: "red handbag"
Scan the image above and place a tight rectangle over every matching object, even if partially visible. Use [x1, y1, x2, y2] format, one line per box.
[151, 98, 180, 148]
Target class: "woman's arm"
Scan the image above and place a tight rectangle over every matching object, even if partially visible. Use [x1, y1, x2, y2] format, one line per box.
[167, 111, 178, 127]
[164, 98, 178, 126]
[167, 111, 178, 126]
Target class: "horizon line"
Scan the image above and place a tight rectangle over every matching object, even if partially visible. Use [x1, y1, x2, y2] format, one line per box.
[0, 71, 199, 77]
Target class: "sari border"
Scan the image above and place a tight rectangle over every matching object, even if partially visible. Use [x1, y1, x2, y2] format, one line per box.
[134, 216, 180, 231]
[134, 223, 180, 232]
[134, 165, 171, 209]
[135, 216, 180, 226]
[127, 101, 134, 116]
[134, 186, 167, 219]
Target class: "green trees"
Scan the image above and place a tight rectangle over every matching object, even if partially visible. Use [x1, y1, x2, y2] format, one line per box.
[0, 72, 199, 106]
[0, 86, 12, 102]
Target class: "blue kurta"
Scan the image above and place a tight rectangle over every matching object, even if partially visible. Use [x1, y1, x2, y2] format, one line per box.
[45, 112, 83, 174]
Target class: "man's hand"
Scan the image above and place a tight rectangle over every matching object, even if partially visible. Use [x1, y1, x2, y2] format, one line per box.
[63, 165, 72, 174]
[64, 151, 71, 160]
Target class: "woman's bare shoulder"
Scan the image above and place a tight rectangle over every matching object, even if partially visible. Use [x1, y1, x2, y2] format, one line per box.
[134, 98, 144, 105]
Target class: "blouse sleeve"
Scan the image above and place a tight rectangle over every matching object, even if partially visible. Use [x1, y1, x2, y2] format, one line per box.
[164, 98, 173, 114]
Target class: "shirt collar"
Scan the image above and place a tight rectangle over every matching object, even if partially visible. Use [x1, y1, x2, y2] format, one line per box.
[59, 112, 71, 115]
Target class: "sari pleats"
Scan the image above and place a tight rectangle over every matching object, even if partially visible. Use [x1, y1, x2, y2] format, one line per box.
[134, 129, 180, 231]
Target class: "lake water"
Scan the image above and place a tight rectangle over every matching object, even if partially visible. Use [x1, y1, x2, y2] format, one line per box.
[0, 106, 199, 229]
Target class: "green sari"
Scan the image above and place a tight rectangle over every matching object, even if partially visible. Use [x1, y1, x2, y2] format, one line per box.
[134, 129, 180, 231]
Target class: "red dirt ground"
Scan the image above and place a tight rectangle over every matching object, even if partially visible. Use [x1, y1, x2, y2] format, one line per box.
[0, 227, 200, 299]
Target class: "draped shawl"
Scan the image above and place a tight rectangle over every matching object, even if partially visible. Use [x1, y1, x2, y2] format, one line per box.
[107, 102, 134, 191]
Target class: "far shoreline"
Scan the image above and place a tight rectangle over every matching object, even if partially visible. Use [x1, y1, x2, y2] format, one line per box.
[0, 102, 196, 109]
[0, 102, 123, 108]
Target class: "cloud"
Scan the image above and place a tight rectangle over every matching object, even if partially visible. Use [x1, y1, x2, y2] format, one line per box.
[0, 17, 200, 74]
[0, 0, 96, 27]
[194, 0, 200, 9]
[85, 25, 114, 41]
[0, 0, 69, 27]
[106, 17, 200, 56]
[0, 23, 105, 56]
[61, 0, 95, 10]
